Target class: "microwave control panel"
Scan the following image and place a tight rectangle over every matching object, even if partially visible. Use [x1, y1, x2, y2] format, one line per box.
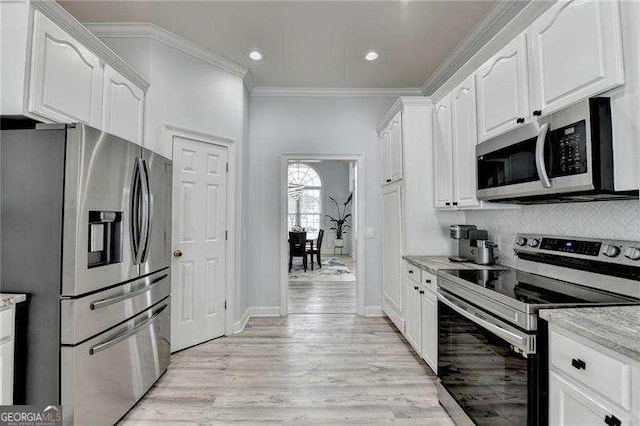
[550, 120, 588, 177]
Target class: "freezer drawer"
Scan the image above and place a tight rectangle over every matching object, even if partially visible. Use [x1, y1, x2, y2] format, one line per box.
[61, 298, 170, 426]
[60, 269, 170, 345]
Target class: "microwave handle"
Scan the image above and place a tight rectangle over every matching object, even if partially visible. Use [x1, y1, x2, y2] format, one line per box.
[535, 123, 552, 188]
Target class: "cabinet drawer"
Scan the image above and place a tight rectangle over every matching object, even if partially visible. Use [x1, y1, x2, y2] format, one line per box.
[422, 270, 437, 292]
[403, 262, 421, 284]
[550, 330, 631, 409]
[0, 308, 13, 342]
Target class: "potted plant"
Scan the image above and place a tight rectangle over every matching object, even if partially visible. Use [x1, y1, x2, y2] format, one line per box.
[326, 192, 353, 248]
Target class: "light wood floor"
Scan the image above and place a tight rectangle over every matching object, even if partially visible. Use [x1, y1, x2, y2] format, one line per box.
[119, 314, 453, 425]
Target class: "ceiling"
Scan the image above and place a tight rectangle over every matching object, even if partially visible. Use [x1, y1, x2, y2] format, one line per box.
[59, 1, 495, 88]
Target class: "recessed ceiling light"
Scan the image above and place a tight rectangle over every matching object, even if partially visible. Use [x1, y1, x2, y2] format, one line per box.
[365, 51, 379, 61]
[249, 51, 264, 61]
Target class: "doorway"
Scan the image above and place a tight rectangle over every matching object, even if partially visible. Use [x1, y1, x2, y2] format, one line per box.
[280, 154, 365, 316]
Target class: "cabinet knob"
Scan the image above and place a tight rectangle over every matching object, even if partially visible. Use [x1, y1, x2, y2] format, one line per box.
[419, 290, 424, 294]
[452, 202, 458, 206]
[445, 202, 451, 206]
[173, 249, 183, 258]
[605, 415, 621, 426]
[413, 286, 419, 291]
[516, 117, 525, 124]
[386, 179, 391, 183]
[408, 270, 414, 274]
[425, 279, 432, 284]
[571, 358, 586, 370]
[533, 110, 542, 116]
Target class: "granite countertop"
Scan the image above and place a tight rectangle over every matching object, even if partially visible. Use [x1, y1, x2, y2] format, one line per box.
[403, 255, 506, 275]
[0, 293, 27, 309]
[540, 306, 640, 363]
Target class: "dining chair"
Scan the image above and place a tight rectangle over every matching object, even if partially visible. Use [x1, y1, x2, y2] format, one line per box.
[289, 231, 308, 272]
[307, 229, 324, 270]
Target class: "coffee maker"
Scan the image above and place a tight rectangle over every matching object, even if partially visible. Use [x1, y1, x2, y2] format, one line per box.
[449, 225, 496, 265]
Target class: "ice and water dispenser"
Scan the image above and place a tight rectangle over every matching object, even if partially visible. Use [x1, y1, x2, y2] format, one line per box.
[88, 210, 123, 268]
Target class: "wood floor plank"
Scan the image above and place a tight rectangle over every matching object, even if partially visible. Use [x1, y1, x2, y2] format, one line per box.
[119, 314, 452, 424]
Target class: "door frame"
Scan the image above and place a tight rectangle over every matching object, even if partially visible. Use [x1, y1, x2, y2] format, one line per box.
[164, 124, 238, 337]
[280, 153, 366, 316]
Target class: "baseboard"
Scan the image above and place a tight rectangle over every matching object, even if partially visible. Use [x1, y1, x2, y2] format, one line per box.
[364, 305, 383, 316]
[382, 299, 405, 334]
[233, 307, 250, 334]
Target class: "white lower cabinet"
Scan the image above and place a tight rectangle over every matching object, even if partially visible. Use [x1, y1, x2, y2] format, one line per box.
[404, 280, 421, 353]
[550, 371, 631, 426]
[420, 282, 437, 373]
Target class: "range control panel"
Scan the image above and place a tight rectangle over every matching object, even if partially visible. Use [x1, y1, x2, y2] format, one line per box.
[514, 233, 640, 264]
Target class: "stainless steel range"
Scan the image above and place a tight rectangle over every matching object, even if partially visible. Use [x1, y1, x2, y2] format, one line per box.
[436, 234, 640, 426]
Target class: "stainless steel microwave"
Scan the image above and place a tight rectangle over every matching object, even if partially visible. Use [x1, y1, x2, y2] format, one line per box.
[476, 98, 638, 203]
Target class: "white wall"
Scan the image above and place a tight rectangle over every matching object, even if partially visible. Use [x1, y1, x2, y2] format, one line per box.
[248, 96, 396, 309]
[96, 35, 249, 324]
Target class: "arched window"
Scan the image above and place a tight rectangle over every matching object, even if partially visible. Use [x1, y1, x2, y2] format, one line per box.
[288, 163, 322, 238]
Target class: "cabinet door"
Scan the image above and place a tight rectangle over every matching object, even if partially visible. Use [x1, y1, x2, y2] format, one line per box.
[404, 282, 421, 353]
[420, 289, 437, 373]
[433, 95, 454, 209]
[527, 0, 624, 117]
[550, 371, 630, 426]
[451, 76, 480, 208]
[476, 33, 530, 142]
[388, 111, 403, 183]
[28, 10, 103, 126]
[0, 340, 12, 405]
[102, 65, 144, 144]
[382, 186, 402, 313]
[379, 130, 391, 185]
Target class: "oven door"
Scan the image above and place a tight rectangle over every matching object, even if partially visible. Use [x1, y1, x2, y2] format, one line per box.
[437, 289, 538, 425]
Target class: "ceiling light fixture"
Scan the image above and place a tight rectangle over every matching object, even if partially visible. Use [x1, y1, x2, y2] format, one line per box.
[365, 51, 379, 61]
[249, 51, 264, 61]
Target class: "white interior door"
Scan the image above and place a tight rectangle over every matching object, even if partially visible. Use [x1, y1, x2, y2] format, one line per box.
[171, 136, 228, 352]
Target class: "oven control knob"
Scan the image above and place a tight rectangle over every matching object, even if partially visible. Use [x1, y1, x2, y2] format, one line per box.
[602, 244, 621, 258]
[516, 237, 528, 247]
[623, 246, 640, 261]
[527, 239, 540, 248]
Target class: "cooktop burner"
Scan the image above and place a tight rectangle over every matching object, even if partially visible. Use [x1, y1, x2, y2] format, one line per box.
[442, 269, 639, 306]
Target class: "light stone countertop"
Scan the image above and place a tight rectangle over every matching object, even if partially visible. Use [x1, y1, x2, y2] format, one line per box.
[0, 293, 26, 309]
[540, 306, 640, 363]
[403, 255, 507, 276]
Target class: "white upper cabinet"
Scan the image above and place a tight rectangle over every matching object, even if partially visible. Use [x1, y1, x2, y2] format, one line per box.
[451, 75, 480, 208]
[102, 65, 145, 144]
[476, 33, 530, 142]
[379, 111, 403, 185]
[527, 0, 624, 118]
[29, 10, 103, 126]
[433, 94, 454, 209]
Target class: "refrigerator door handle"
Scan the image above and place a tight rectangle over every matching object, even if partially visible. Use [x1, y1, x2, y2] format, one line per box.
[136, 158, 151, 264]
[130, 159, 143, 265]
[139, 158, 152, 263]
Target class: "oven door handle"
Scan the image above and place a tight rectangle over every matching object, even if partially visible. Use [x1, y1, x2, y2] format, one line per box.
[535, 122, 552, 188]
[437, 290, 534, 355]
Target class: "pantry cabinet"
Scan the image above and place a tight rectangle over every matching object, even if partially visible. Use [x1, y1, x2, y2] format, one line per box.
[451, 75, 480, 208]
[28, 10, 103, 127]
[102, 65, 145, 144]
[527, 0, 624, 118]
[379, 111, 403, 185]
[382, 184, 403, 329]
[476, 32, 530, 142]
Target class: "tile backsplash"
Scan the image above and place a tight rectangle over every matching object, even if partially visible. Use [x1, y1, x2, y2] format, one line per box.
[465, 200, 640, 267]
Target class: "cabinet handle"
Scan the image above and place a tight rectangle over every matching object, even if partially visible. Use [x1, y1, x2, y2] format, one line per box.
[419, 290, 424, 294]
[452, 202, 458, 206]
[413, 286, 419, 291]
[445, 202, 451, 206]
[604, 415, 621, 426]
[533, 110, 542, 116]
[386, 179, 391, 183]
[408, 270, 414, 274]
[516, 117, 525, 124]
[425, 279, 432, 284]
[571, 358, 586, 370]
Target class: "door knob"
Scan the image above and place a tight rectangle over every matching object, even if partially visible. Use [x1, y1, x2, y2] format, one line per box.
[173, 249, 183, 258]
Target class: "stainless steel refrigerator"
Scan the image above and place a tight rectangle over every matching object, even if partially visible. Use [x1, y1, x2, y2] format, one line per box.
[1, 121, 172, 425]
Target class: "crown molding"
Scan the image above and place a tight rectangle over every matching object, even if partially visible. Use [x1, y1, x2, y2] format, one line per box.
[32, 1, 149, 90]
[83, 22, 254, 91]
[377, 96, 433, 132]
[251, 87, 423, 98]
[420, 0, 530, 96]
